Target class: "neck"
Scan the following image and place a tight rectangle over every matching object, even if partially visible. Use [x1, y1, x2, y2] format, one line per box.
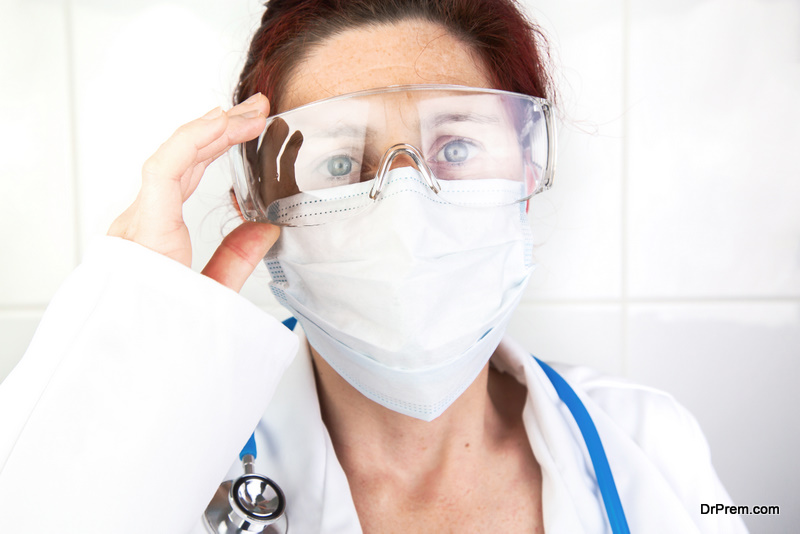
[309, 344, 525, 487]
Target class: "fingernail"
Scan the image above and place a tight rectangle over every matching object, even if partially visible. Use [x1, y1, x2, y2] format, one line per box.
[202, 106, 223, 120]
[242, 110, 265, 119]
[243, 92, 263, 103]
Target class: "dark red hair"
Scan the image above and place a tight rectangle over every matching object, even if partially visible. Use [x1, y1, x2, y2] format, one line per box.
[234, 0, 554, 110]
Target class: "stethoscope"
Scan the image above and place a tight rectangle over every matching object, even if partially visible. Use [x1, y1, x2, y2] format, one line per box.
[203, 431, 288, 533]
[204, 319, 631, 534]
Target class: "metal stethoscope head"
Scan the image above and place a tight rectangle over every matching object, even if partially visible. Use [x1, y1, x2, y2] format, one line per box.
[203, 436, 288, 533]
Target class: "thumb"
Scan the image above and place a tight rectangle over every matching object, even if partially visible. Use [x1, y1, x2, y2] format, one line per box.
[202, 222, 280, 292]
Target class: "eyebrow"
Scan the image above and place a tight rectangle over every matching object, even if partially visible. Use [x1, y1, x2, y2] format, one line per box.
[303, 112, 501, 141]
[308, 124, 374, 139]
[422, 112, 501, 129]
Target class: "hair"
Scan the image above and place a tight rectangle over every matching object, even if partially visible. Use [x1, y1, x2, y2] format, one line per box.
[234, 0, 554, 111]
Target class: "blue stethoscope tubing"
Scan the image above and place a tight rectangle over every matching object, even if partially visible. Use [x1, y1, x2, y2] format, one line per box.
[535, 357, 631, 534]
[243, 318, 630, 534]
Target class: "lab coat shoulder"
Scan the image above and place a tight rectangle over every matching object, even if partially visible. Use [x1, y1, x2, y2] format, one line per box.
[549, 363, 748, 534]
[0, 236, 299, 534]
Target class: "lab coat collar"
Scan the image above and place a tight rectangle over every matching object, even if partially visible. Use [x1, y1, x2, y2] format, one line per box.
[232, 327, 362, 533]
[243, 329, 608, 533]
[493, 337, 609, 534]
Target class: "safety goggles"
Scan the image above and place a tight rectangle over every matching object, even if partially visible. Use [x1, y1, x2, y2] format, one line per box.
[231, 85, 556, 226]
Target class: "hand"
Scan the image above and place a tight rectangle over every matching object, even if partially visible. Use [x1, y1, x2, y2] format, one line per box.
[108, 93, 277, 292]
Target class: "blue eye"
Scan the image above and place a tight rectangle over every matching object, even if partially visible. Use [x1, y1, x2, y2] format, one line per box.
[434, 139, 478, 164]
[327, 155, 353, 176]
[442, 140, 470, 162]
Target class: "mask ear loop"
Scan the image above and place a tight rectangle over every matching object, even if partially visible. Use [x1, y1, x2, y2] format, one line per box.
[369, 144, 441, 199]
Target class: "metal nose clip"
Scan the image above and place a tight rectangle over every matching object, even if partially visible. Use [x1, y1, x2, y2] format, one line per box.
[369, 143, 441, 199]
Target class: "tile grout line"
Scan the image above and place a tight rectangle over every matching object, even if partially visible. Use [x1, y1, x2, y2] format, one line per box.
[3, 295, 799, 315]
[620, 0, 632, 378]
[64, 0, 82, 266]
[0, 307, 48, 316]
[517, 296, 800, 307]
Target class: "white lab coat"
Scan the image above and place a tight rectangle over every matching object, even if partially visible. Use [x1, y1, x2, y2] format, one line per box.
[0, 237, 747, 533]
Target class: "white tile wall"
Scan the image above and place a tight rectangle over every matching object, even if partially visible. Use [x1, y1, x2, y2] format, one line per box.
[524, 0, 625, 301]
[1, 0, 798, 531]
[67, 0, 284, 311]
[0, 0, 77, 307]
[626, 0, 800, 299]
[0, 311, 43, 382]
[507, 303, 624, 375]
[627, 302, 800, 531]
[69, 0, 264, 255]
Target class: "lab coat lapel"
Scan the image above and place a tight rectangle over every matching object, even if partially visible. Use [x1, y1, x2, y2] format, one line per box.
[246, 331, 708, 534]
[493, 339, 706, 534]
[250, 329, 362, 533]
[492, 338, 609, 534]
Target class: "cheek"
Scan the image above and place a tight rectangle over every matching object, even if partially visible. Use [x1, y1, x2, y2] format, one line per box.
[495, 138, 526, 181]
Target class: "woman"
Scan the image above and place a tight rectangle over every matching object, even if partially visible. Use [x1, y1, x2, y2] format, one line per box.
[0, 1, 746, 533]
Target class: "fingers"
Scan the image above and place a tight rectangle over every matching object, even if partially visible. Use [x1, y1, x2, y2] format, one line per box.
[201, 222, 280, 292]
[141, 107, 229, 188]
[229, 92, 270, 118]
[140, 98, 270, 218]
[111, 96, 272, 268]
[208, 93, 269, 154]
[194, 94, 271, 164]
[143, 95, 269, 189]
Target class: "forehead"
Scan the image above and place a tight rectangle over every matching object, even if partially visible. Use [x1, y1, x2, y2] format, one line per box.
[278, 19, 492, 113]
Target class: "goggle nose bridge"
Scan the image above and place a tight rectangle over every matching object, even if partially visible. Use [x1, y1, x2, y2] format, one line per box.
[369, 143, 441, 200]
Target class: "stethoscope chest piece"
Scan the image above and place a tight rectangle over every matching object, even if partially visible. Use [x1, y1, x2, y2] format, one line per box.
[204, 473, 288, 533]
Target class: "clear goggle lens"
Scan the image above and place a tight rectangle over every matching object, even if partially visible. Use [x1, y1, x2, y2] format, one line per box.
[231, 85, 556, 226]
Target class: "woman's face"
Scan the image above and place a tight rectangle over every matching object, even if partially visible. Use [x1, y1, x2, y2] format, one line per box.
[275, 19, 525, 184]
[279, 19, 492, 110]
